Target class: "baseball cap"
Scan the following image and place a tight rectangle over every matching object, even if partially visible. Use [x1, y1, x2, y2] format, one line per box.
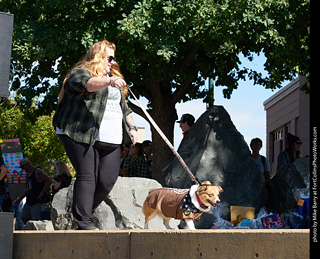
[19, 158, 31, 168]
[176, 114, 195, 126]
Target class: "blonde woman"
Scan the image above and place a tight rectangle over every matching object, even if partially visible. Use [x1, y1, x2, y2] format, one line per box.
[53, 40, 137, 230]
[54, 161, 72, 186]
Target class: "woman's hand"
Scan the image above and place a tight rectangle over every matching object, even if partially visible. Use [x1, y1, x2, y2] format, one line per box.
[111, 77, 127, 89]
[129, 130, 138, 145]
[126, 114, 137, 144]
[86, 75, 126, 92]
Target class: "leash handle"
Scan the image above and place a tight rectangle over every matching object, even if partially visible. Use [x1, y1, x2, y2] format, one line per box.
[127, 87, 200, 185]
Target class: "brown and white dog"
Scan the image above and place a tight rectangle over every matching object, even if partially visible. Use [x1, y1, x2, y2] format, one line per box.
[142, 181, 223, 230]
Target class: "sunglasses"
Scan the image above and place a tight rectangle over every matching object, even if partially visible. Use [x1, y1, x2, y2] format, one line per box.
[106, 56, 116, 62]
[295, 141, 302, 145]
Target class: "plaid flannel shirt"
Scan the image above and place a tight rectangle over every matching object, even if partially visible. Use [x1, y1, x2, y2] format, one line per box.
[123, 154, 149, 178]
[52, 68, 132, 145]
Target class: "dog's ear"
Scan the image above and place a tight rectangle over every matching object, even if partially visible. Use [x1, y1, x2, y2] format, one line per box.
[218, 186, 223, 193]
[198, 185, 208, 193]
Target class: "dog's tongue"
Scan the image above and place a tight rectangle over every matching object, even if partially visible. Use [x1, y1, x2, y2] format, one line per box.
[207, 199, 217, 207]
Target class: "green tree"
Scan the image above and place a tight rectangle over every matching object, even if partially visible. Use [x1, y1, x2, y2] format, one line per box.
[0, 99, 69, 172]
[3, 0, 309, 182]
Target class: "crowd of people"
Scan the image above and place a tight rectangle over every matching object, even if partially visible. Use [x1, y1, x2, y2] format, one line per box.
[249, 132, 303, 185]
[120, 141, 153, 179]
[0, 138, 154, 230]
[0, 119, 303, 231]
[0, 158, 73, 229]
[1, 106, 303, 230]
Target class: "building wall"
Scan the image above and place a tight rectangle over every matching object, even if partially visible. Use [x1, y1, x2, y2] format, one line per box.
[298, 83, 310, 155]
[263, 76, 309, 176]
[137, 127, 146, 143]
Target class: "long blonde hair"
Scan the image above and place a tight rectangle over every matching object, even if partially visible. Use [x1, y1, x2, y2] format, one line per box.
[58, 40, 127, 102]
[54, 161, 71, 177]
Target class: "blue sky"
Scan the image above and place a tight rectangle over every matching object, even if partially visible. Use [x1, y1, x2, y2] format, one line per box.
[130, 53, 292, 156]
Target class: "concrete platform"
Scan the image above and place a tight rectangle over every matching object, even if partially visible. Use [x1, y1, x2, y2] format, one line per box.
[13, 229, 309, 259]
[0, 212, 14, 259]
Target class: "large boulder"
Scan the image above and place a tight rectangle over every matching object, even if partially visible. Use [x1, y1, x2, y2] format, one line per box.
[161, 106, 268, 224]
[50, 181, 77, 230]
[51, 177, 180, 230]
[23, 220, 54, 230]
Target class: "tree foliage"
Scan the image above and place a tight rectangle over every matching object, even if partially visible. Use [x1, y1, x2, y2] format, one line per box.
[0, 99, 69, 172]
[3, 0, 310, 110]
[2, 0, 310, 181]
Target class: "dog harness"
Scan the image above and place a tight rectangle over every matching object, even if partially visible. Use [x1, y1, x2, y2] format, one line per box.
[145, 188, 203, 220]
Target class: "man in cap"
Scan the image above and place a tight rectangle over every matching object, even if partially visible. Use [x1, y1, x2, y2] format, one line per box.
[13, 158, 52, 224]
[176, 113, 195, 138]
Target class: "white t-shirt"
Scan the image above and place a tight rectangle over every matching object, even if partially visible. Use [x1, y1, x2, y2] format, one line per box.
[254, 155, 270, 177]
[56, 86, 123, 144]
[96, 87, 122, 144]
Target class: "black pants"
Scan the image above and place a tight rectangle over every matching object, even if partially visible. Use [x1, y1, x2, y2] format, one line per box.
[58, 135, 120, 229]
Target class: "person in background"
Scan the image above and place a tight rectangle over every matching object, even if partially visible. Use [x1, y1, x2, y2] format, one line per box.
[176, 113, 195, 138]
[277, 133, 302, 170]
[52, 174, 69, 198]
[14, 197, 26, 230]
[10, 172, 25, 230]
[1, 175, 13, 212]
[143, 140, 153, 179]
[123, 143, 149, 178]
[13, 158, 52, 223]
[52, 39, 138, 230]
[250, 138, 271, 184]
[54, 161, 72, 186]
[0, 156, 8, 212]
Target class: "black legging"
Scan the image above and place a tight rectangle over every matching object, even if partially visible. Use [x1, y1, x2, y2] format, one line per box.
[58, 134, 120, 229]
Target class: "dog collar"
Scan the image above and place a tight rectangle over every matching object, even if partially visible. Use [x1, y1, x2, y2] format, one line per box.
[180, 192, 201, 213]
[196, 192, 208, 209]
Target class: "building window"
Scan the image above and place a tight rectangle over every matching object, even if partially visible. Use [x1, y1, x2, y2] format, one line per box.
[274, 129, 283, 141]
[271, 128, 285, 163]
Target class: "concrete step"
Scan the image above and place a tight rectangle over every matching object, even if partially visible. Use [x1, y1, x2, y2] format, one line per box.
[13, 229, 309, 259]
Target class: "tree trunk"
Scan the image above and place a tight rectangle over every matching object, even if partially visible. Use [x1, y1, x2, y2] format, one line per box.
[150, 102, 177, 184]
[146, 82, 178, 184]
[127, 81, 181, 184]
